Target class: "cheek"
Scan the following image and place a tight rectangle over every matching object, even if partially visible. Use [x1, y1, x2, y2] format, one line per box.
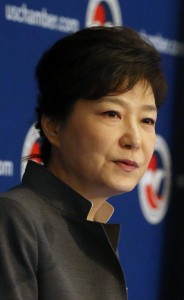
[79, 126, 110, 152]
[60, 119, 115, 165]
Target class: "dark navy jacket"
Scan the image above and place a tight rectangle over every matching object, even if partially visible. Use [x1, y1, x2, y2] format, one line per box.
[0, 161, 127, 299]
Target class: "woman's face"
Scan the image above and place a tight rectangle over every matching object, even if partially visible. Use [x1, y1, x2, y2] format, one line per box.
[47, 81, 157, 201]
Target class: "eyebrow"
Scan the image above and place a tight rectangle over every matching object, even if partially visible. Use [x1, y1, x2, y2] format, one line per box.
[98, 97, 158, 112]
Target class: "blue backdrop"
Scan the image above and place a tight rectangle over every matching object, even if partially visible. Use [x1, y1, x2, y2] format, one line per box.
[1, 1, 184, 299]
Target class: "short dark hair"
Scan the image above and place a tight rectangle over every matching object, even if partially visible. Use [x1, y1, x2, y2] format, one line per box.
[35, 26, 167, 165]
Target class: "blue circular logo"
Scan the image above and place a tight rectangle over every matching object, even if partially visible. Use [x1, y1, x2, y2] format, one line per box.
[138, 135, 171, 224]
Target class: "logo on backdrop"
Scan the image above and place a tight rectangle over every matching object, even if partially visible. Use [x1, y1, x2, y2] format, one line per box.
[85, 0, 122, 27]
[138, 135, 171, 224]
[21, 123, 41, 178]
[0, 160, 14, 177]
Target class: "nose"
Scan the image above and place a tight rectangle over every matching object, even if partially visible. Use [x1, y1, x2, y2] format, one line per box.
[119, 122, 141, 150]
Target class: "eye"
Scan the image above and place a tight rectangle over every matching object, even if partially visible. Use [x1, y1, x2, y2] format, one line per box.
[142, 118, 155, 126]
[102, 111, 121, 119]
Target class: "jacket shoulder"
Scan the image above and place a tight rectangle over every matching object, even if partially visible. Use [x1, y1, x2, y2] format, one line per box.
[0, 184, 45, 218]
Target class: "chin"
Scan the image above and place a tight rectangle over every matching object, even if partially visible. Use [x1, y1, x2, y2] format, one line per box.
[107, 184, 137, 197]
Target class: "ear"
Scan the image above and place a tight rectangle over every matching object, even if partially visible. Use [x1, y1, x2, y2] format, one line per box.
[41, 114, 60, 147]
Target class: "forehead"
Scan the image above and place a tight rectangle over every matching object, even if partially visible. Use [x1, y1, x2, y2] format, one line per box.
[97, 81, 156, 109]
[67, 82, 156, 120]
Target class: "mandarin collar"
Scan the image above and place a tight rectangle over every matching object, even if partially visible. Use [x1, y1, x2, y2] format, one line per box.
[22, 161, 92, 221]
[22, 161, 114, 223]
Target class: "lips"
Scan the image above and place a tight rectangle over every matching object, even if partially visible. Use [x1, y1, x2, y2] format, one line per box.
[114, 159, 139, 171]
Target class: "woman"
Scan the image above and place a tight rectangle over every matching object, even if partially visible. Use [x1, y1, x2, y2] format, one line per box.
[0, 26, 166, 299]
